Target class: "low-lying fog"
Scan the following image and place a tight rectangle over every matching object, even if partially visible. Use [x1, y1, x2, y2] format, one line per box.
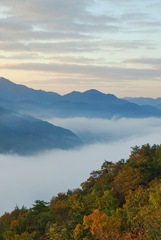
[1, 117, 161, 215]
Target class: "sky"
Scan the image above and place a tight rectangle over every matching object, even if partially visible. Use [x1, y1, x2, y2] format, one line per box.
[0, 0, 161, 97]
[1, 116, 161, 214]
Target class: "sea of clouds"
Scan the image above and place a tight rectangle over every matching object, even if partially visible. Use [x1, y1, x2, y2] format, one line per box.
[1, 117, 161, 214]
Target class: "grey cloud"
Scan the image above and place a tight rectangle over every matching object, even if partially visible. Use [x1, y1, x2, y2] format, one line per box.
[0, 54, 105, 65]
[0, 42, 29, 52]
[0, 0, 118, 32]
[1, 0, 91, 20]
[102, 40, 154, 50]
[0, 0, 159, 37]
[48, 56, 106, 65]
[125, 57, 161, 68]
[0, 40, 101, 54]
[0, 0, 160, 88]
[0, 30, 88, 43]
[0, 18, 31, 32]
[0, 0, 159, 56]
[0, 0, 122, 49]
[0, 0, 139, 48]
[106, 1, 161, 33]
[0, 38, 155, 56]
[0, 52, 43, 60]
[129, 21, 161, 31]
[1, 62, 161, 81]
[148, 2, 161, 8]
[27, 40, 103, 53]
[121, 12, 149, 21]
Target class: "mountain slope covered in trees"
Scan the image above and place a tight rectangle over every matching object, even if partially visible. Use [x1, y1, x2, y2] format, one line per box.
[0, 144, 161, 239]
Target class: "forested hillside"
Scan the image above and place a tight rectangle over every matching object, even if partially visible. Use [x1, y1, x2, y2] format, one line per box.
[1, 144, 161, 239]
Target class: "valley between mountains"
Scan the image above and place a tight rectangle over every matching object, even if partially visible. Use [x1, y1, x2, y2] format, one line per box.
[1, 76, 161, 155]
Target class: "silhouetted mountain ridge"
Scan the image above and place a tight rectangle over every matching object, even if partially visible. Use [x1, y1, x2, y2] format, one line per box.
[0, 77, 61, 103]
[63, 89, 118, 104]
[1, 77, 161, 118]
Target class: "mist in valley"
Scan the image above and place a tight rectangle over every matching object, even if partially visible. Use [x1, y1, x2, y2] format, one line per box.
[47, 117, 161, 144]
[1, 117, 161, 215]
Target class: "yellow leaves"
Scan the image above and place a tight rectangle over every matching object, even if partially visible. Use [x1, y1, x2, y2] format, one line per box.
[46, 223, 69, 240]
[73, 223, 88, 240]
[83, 209, 120, 240]
[3, 231, 36, 240]
[112, 165, 141, 196]
[84, 210, 108, 238]
[10, 219, 18, 230]
[122, 182, 161, 240]
[123, 186, 149, 222]
[149, 180, 161, 208]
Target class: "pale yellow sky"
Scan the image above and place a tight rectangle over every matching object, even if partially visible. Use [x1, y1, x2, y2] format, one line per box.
[0, 0, 161, 97]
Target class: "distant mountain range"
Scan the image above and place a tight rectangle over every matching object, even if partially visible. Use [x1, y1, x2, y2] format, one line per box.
[1, 77, 161, 154]
[124, 97, 161, 110]
[1, 77, 161, 119]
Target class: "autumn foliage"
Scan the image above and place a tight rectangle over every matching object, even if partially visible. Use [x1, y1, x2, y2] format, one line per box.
[0, 144, 161, 239]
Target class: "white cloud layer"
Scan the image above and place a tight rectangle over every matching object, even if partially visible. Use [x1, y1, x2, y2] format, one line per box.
[1, 117, 161, 215]
[47, 117, 161, 143]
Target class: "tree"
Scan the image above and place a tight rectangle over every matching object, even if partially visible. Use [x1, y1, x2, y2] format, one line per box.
[46, 223, 70, 240]
[74, 209, 121, 240]
[111, 165, 141, 204]
[128, 144, 161, 184]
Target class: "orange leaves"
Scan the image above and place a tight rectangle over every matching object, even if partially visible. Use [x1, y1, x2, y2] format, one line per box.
[10, 219, 18, 230]
[114, 166, 140, 191]
[83, 209, 121, 240]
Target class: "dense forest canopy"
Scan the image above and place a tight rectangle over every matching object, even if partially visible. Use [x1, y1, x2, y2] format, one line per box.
[0, 144, 161, 239]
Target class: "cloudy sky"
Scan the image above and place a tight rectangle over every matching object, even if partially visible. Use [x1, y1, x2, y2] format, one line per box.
[0, 0, 161, 97]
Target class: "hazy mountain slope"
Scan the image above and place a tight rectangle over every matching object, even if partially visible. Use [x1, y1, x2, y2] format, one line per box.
[1, 77, 161, 118]
[48, 98, 155, 118]
[0, 77, 61, 103]
[156, 104, 161, 110]
[52, 90, 161, 118]
[124, 97, 161, 107]
[140, 105, 161, 115]
[0, 106, 81, 155]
